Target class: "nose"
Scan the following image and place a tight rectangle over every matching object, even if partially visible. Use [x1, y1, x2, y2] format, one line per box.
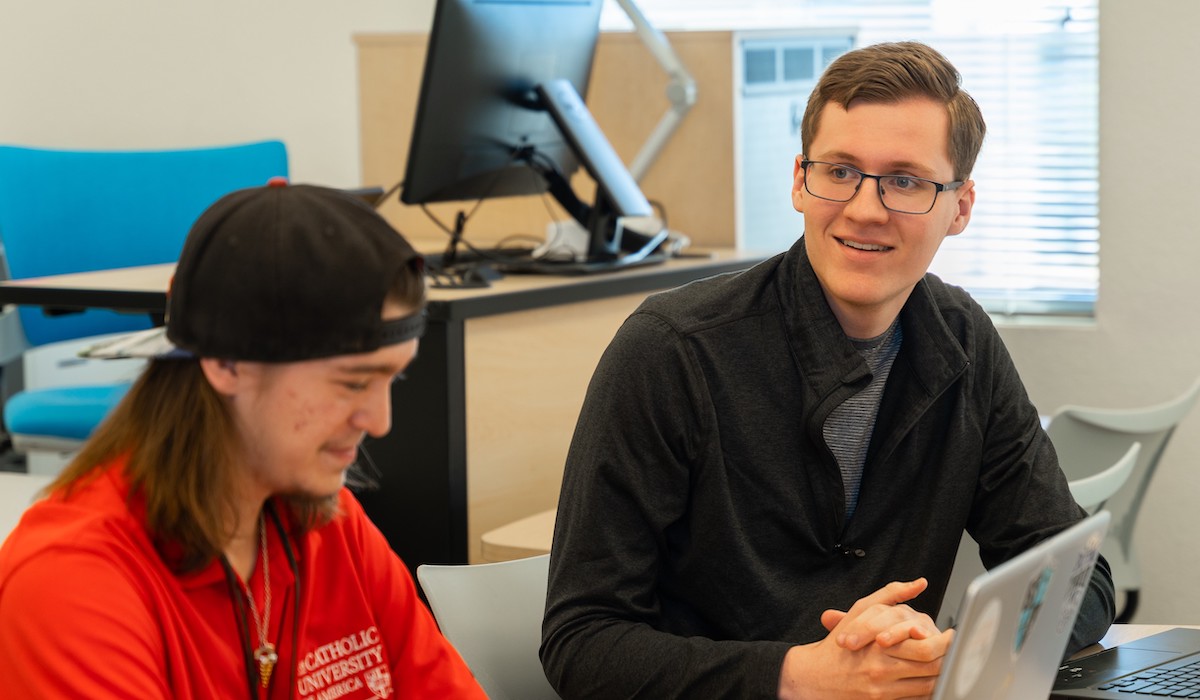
[353, 383, 393, 438]
[843, 176, 890, 223]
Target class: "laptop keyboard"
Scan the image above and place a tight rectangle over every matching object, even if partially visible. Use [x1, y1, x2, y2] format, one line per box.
[1097, 654, 1200, 696]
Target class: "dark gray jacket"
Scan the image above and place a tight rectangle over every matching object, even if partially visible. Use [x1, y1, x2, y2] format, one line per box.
[541, 237, 1115, 699]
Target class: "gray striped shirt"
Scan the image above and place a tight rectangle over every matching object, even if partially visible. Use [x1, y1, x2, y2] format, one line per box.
[822, 318, 903, 519]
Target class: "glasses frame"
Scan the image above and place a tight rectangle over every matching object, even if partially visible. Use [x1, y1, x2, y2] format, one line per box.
[799, 160, 965, 215]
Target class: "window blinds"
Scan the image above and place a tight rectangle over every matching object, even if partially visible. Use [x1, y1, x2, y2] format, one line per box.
[602, 0, 1100, 316]
[925, 28, 1099, 316]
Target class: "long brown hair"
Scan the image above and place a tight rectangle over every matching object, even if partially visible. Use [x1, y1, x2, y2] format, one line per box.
[801, 41, 987, 182]
[45, 264, 426, 573]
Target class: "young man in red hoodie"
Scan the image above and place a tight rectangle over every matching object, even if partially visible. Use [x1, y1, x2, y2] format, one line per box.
[0, 182, 487, 699]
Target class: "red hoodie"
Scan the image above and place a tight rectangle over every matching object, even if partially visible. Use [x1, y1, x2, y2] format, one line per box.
[0, 460, 487, 700]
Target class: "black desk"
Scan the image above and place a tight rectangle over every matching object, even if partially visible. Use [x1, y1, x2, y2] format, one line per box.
[0, 251, 764, 570]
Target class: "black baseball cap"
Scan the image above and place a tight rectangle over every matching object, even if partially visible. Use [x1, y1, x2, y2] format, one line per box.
[84, 179, 426, 361]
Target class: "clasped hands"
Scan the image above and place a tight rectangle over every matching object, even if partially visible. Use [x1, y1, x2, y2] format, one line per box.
[778, 578, 955, 700]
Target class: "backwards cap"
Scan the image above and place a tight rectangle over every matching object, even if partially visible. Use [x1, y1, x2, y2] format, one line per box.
[169, 181, 427, 362]
[125, 180, 425, 361]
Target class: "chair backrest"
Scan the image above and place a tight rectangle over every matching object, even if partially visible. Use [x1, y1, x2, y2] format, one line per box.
[936, 441, 1142, 630]
[416, 554, 559, 700]
[1046, 376, 1200, 562]
[1067, 441, 1139, 514]
[0, 141, 288, 347]
[0, 471, 52, 543]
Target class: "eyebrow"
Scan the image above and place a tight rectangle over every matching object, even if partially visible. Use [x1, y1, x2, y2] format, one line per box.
[817, 151, 940, 178]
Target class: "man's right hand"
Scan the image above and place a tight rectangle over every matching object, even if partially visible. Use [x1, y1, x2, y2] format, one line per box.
[776, 579, 955, 700]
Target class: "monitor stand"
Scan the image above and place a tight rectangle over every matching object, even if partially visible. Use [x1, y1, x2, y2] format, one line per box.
[495, 226, 670, 275]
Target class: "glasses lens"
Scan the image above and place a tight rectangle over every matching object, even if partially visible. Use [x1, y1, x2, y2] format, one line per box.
[878, 176, 937, 214]
[805, 162, 860, 202]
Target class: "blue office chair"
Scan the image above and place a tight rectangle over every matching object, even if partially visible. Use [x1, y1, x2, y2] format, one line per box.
[0, 141, 289, 472]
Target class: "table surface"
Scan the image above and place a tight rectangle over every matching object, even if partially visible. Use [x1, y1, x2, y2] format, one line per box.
[1088, 624, 1186, 654]
[0, 250, 754, 297]
[480, 508, 555, 562]
[0, 249, 766, 322]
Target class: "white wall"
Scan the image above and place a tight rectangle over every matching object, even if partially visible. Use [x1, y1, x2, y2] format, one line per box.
[0, 1, 435, 185]
[2, 0, 1196, 623]
[999, 0, 1200, 624]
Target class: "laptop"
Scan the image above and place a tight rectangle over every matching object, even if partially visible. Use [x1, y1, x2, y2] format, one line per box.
[932, 511, 1110, 700]
[1052, 627, 1200, 698]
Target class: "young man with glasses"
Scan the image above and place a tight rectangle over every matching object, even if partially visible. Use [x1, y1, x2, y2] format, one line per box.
[541, 41, 1115, 699]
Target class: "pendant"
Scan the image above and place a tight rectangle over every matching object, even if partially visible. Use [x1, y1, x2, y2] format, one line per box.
[254, 642, 278, 688]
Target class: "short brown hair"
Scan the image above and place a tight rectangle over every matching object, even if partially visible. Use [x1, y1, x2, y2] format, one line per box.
[45, 270, 426, 573]
[801, 41, 986, 181]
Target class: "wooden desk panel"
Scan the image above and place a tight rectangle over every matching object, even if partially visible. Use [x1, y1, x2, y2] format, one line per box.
[465, 293, 642, 562]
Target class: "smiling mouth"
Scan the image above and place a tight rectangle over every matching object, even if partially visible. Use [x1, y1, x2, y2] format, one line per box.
[838, 237, 892, 252]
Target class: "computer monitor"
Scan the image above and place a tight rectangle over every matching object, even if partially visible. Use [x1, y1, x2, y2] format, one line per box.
[400, 0, 667, 274]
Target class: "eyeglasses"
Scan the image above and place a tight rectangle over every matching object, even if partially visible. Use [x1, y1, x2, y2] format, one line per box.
[800, 160, 964, 215]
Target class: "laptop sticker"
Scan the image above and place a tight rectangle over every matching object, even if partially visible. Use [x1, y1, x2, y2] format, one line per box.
[953, 597, 1001, 698]
[1057, 531, 1102, 634]
[1015, 565, 1053, 654]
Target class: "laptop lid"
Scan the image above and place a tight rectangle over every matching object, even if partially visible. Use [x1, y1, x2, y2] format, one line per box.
[932, 511, 1110, 700]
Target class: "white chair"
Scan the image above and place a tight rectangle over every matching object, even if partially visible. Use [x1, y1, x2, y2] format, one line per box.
[0, 471, 53, 543]
[937, 442, 1140, 630]
[1067, 442, 1140, 515]
[416, 554, 559, 700]
[1046, 377, 1200, 622]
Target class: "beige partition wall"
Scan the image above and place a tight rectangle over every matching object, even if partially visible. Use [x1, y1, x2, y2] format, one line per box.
[355, 31, 737, 251]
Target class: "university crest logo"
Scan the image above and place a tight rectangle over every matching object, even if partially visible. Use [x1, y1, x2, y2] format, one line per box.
[364, 667, 393, 699]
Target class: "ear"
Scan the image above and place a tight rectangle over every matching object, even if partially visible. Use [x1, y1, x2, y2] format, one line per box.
[945, 180, 976, 237]
[199, 357, 242, 397]
[791, 155, 808, 213]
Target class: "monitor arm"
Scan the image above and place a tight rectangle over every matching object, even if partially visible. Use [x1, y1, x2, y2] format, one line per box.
[525, 156, 591, 227]
[614, 0, 697, 182]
